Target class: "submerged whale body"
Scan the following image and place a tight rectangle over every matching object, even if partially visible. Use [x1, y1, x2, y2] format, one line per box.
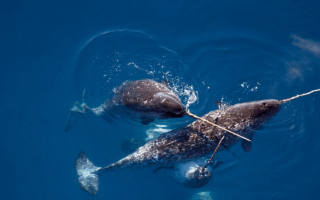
[182, 166, 211, 188]
[152, 160, 216, 188]
[76, 99, 281, 195]
[65, 79, 185, 131]
[177, 159, 225, 188]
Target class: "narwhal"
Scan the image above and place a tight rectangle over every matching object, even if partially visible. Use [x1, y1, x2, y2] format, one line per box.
[75, 89, 320, 195]
[65, 79, 186, 131]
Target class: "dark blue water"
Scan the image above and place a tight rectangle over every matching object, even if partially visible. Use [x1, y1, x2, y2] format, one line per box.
[1, 0, 320, 199]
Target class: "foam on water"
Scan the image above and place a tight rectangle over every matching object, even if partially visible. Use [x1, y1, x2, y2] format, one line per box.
[170, 80, 199, 109]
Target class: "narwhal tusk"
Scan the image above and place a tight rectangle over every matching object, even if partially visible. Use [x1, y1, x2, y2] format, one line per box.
[280, 89, 320, 104]
[203, 135, 225, 169]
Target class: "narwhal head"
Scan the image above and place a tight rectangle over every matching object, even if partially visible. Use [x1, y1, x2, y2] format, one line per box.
[239, 99, 281, 122]
[152, 92, 186, 118]
[183, 166, 212, 188]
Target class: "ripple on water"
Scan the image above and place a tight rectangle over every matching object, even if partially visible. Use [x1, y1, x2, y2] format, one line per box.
[73, 30, 200, 131]
[74, 30, 198, 109]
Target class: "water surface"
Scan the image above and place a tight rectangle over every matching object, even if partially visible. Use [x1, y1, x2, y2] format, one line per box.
[1, 0, 320, 199]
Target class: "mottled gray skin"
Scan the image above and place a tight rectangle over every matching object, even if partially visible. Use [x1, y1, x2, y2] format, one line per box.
[76, 99, 281, 195]
[99, 99, 281, 171]
[112, 79, 186, 120]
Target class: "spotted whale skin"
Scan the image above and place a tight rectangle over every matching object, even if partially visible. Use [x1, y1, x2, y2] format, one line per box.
[104, 99, 281, 169]
[76, 99, 281, 195]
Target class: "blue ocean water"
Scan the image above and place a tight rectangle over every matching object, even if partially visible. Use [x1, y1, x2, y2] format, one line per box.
[1, 0, 320, 199]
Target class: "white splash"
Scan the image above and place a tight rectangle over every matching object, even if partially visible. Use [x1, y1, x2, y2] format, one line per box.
[240, 82, 260, 93]
[145, 124, 171, 141]
[170, 81, 199, 109]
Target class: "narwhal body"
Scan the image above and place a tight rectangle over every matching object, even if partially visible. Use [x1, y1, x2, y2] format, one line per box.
[66, 79, 185, 131]
[76, 99, 281, 195]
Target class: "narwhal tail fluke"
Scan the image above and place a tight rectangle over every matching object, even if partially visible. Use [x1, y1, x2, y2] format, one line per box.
[75, 152, 101, 195]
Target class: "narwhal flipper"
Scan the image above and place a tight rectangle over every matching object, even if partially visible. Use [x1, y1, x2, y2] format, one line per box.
[211, 160, 223, 170]
[241, 133, 254, 152]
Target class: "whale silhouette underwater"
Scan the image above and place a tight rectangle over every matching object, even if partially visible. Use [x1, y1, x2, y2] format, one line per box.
[74, 86, 320, 195]
[66, 79, 186, 131]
